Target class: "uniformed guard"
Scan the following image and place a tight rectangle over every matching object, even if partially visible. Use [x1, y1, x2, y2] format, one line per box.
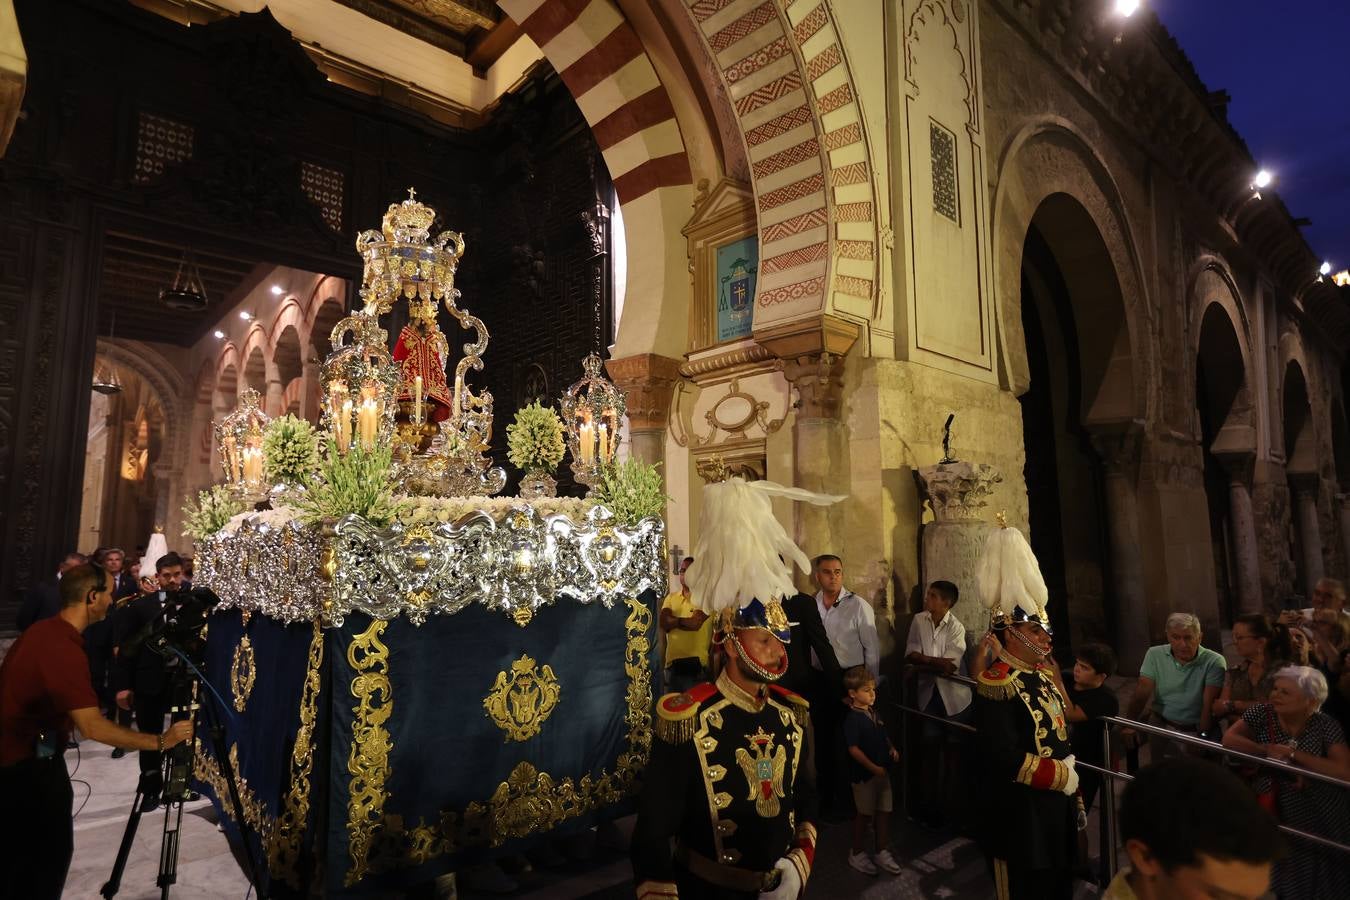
[632, 476, 842, 900]
[972, 517, 1083, 900]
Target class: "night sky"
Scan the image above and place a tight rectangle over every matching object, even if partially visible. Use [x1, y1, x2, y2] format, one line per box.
[1152, 0, 1350, 271]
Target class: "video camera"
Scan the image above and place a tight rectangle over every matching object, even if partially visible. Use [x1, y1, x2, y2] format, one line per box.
[121, 586, 221, 663]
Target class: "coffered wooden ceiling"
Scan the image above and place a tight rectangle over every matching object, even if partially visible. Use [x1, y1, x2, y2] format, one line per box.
[97, 231, 264, 345]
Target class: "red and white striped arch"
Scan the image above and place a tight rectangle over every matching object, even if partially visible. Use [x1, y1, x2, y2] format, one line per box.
[685, 0, 878, 326]
[498, 0, 695, 358]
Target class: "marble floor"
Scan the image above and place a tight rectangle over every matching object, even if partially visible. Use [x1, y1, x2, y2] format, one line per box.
[63, 741, 251, 900]
[62, 736, 1106, 899]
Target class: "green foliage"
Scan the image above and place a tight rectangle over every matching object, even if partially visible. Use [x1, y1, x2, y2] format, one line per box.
[297, 440, 407, 527]
[261, 414, 321, 486]
[506, 401, 566, 473]
[182, 485, 246, 543]
[591, 457, 669, 525]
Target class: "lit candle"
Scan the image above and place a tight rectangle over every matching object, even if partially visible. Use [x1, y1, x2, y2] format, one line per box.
[413, 376, 424, 425]
[579, 422, 594, 464]
[337, 399, 353, 453]
[242, 446, 262, 485]
[453, 375, 464, 421]
[358, 395, 378, 451]
[598, 423, 609, 461]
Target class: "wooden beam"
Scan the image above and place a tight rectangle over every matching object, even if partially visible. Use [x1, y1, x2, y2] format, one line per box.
[465, 16, 522, 76]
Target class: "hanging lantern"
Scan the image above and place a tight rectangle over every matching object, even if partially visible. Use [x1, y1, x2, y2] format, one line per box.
[214, 388, 272, 497]
[560, 352, 626, 487]
[93, 307, 124, 395]
[320, 312, 399, 456]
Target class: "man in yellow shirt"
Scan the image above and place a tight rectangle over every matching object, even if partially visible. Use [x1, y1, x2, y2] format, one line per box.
[660, 557, 711, 694]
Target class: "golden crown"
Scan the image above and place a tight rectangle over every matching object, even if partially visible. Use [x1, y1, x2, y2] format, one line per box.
[381, 188, 436, 242]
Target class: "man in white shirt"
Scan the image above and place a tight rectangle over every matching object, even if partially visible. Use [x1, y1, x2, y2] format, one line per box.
[813, 555, 880, 677]
[811, 554, 881, 817]
[903, 580, 970, 828]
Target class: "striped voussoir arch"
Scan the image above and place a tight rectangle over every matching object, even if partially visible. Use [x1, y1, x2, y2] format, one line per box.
[497, 0, 693, 207]
[685, 0, 878, 318]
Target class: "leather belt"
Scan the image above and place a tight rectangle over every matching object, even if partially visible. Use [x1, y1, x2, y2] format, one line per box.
[675, 845, 781, 893]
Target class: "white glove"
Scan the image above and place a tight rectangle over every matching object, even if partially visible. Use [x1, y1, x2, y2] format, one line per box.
[758, 857, 803, 900]
[1060, 754, 1079, 796]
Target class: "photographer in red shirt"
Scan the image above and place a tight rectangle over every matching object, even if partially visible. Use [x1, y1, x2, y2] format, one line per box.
[0, 563, 192, 900]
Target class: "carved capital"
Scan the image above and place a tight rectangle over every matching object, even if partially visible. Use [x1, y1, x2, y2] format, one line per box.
[917, 461, 1003, 522]
[1290, 471, 1321, 500]
[604, 353, 682, 431]
[755, 315, 858, 420]
[780, 351, 847, 420]
[1212, 449, 1255, 488]
[1089, 421, 1145, 481]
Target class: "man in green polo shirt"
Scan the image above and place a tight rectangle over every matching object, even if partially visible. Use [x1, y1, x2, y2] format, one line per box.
[1125, 613, 1226, 756]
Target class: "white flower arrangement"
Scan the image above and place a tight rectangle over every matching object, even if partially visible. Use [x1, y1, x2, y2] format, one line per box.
[262, 414, 321, 486]
[506, 401, 566, 473]
[183, 485, 247, 543]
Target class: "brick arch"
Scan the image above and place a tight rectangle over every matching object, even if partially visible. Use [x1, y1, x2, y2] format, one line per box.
[268, 298, 307, 349]
[499, 0, 695, 359]
[684, 0, 880, 326]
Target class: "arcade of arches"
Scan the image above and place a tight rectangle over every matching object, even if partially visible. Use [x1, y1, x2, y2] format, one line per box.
[2, 0, 1348, 674]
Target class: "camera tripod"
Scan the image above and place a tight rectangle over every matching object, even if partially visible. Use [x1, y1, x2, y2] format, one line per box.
[100, 644, 268, 900]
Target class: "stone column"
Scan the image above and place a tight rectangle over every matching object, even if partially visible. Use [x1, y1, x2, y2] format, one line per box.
[1214, 452, 1263, 616]
[1091, 427, 1152, 672]
[916, 462, 1001, 637]
[1339, 493, 1350, 578]
[780, 351, 850, 558]
[265, 378, 285, 417]
[605, 353, 682, 470]
[756, 315, 861, 564]
[0, 1, 26, 153]
[1291, 474, 1325, 590]
[300, 359, 321, 422]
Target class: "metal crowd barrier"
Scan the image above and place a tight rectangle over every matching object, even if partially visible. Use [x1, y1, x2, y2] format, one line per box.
[891, 664, 1350, 887]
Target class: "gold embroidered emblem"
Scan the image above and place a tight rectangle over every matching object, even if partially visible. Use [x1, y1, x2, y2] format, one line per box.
[483, 654, 561, 742]
[764, 600, 790, 633]
[230, 634, 256, 713]
[735, 727, 787, 817]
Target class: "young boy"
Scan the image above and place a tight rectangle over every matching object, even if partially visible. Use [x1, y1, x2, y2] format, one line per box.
[842, 665, 903, 875]
[1062, 642, 1119, 813]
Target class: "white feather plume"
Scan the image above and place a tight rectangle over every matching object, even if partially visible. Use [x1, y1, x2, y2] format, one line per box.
[976, 523, 1049, 622]
[139, 532, 168, 579]
[685, 477, 845, 613]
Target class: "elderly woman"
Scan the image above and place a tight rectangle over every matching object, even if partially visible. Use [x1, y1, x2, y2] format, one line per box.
[1213, 614, 1292, 730]
[1223, 666, 1350, 898]
[1124, 612, 1227, 752]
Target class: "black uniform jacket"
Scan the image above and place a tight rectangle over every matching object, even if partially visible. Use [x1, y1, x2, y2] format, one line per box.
[112, 591, 173, 696]
[780, 592, 840, 696]
[973, 651, 1078, 870]
[633, 673, 818, 899]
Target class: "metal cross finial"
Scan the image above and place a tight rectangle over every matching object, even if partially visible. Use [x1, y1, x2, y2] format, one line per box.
[407, 187, 417, 201]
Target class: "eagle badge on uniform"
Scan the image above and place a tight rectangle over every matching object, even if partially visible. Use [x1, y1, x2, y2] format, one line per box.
[735, 727, 787, 817]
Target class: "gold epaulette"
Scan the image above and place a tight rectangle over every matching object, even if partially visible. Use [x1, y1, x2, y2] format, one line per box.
[654, 686, 714, 744]
[769, 684, 811, 728]
[976, 661, 1019, 700]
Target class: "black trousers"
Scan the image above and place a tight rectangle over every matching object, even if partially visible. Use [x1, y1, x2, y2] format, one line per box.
[988, 856, 1074, 900]
[134, 690, 168, 780]
[0, 756, 74, 900]
[808, 671, 847, 812]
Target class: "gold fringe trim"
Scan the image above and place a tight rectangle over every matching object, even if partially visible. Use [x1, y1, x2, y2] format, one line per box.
[976, 676, 1018, 701]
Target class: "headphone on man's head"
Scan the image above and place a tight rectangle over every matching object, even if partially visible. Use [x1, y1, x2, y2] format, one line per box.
[87, 562, 108, 605]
